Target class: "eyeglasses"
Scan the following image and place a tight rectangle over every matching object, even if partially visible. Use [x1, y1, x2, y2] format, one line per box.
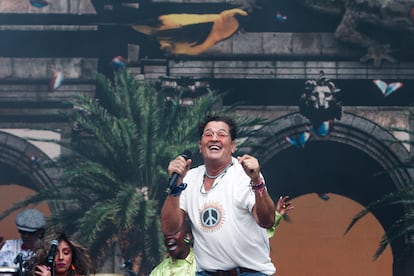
[202, 130, 229, 138]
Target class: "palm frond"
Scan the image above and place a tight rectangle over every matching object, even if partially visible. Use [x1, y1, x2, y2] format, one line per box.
[373, 212, 414, 259]
[345, 187, 414, 236]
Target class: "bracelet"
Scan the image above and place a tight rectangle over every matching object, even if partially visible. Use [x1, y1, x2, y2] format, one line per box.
[251, 180, 266, 197]
[169, 182, 187, 197]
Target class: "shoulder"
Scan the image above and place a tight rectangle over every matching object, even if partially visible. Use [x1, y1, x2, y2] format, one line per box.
[149, 258, 171, 276]
[2, 239, 19, 249]
[186, 164, 205, 178]
[229, 157, 250, 180]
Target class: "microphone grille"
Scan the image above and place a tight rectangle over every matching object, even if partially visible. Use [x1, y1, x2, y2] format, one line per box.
[50, 240, 59, 246]
[182, 150, 192, 160]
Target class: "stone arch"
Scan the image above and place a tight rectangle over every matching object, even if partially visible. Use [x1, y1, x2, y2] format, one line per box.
[259, 111, 411, 190]
[0, 130, 59, 208]
[252, 111, 413, 275]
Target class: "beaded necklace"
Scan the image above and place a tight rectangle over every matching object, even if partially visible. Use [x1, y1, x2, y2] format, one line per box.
[200, 161, 233, 194]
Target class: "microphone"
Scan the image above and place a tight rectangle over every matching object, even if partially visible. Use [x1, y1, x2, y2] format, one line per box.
[13, 253, 23, 265]
[46, 240, 59, 269]
[14, 253, 24, 276]
[165, 150, 192, 195]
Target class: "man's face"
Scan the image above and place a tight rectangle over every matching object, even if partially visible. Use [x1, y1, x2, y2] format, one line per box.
[18, 229, 41, 249]
[199, 121, 236, 164]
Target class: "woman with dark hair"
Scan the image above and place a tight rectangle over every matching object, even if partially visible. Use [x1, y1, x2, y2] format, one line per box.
[28, 232, 94, 276]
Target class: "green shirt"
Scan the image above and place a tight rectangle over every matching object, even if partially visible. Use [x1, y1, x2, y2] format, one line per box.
[267, 211, 283, 238]
[150, 248, 196, 276]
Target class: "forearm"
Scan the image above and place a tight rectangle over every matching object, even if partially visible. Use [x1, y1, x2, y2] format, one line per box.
[160, 196, 185, 235]
[254, 188, 276, 229]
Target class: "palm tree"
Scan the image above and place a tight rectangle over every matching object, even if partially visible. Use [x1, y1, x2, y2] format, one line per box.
[0, 69, 276, 274]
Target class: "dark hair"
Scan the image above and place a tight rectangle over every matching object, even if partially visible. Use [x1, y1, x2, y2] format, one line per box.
[27, 232, 94, 276]
[198, 114, 237, 140]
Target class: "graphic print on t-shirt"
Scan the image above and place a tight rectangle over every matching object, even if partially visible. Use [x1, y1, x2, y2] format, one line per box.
[199, 201, 225, 232]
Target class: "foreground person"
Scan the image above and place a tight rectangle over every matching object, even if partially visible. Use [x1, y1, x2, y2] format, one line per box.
[161, 114, 277, 275]
[153, 195, 293, 275]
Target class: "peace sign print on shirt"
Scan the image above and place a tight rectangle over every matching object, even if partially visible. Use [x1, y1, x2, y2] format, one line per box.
[199, 202, 225, 232]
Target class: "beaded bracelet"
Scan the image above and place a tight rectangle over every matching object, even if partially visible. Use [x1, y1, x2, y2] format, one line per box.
[251, 180, 266, 197]
[169, 182, 187, 197]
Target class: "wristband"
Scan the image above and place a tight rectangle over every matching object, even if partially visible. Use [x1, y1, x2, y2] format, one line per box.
[169, 182, 187, 197]
[250, 179, 266, 196]
[251, 180, 266, 197]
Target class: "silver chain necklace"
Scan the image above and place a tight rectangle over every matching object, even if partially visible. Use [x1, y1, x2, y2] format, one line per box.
[204, 162, 233, 179]
[201, 162, 233, 194]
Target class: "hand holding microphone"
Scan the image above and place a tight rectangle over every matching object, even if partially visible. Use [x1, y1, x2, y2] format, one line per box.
[165, 151, 192, 195]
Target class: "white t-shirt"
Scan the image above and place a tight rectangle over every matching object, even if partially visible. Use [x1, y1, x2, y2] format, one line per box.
[0, 239, 32, 268]
[180, 157, 276, 275]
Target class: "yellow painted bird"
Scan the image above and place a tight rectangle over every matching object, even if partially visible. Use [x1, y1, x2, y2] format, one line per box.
[132, 8, 248, 56]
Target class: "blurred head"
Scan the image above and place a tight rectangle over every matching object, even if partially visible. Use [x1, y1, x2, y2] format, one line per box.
[15, 209, 45, 249]
[163, 221, 192, 260]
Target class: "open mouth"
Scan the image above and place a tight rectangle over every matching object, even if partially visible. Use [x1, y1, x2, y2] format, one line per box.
[208, 145, 221, 151]
[166, 238, 177, 252]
